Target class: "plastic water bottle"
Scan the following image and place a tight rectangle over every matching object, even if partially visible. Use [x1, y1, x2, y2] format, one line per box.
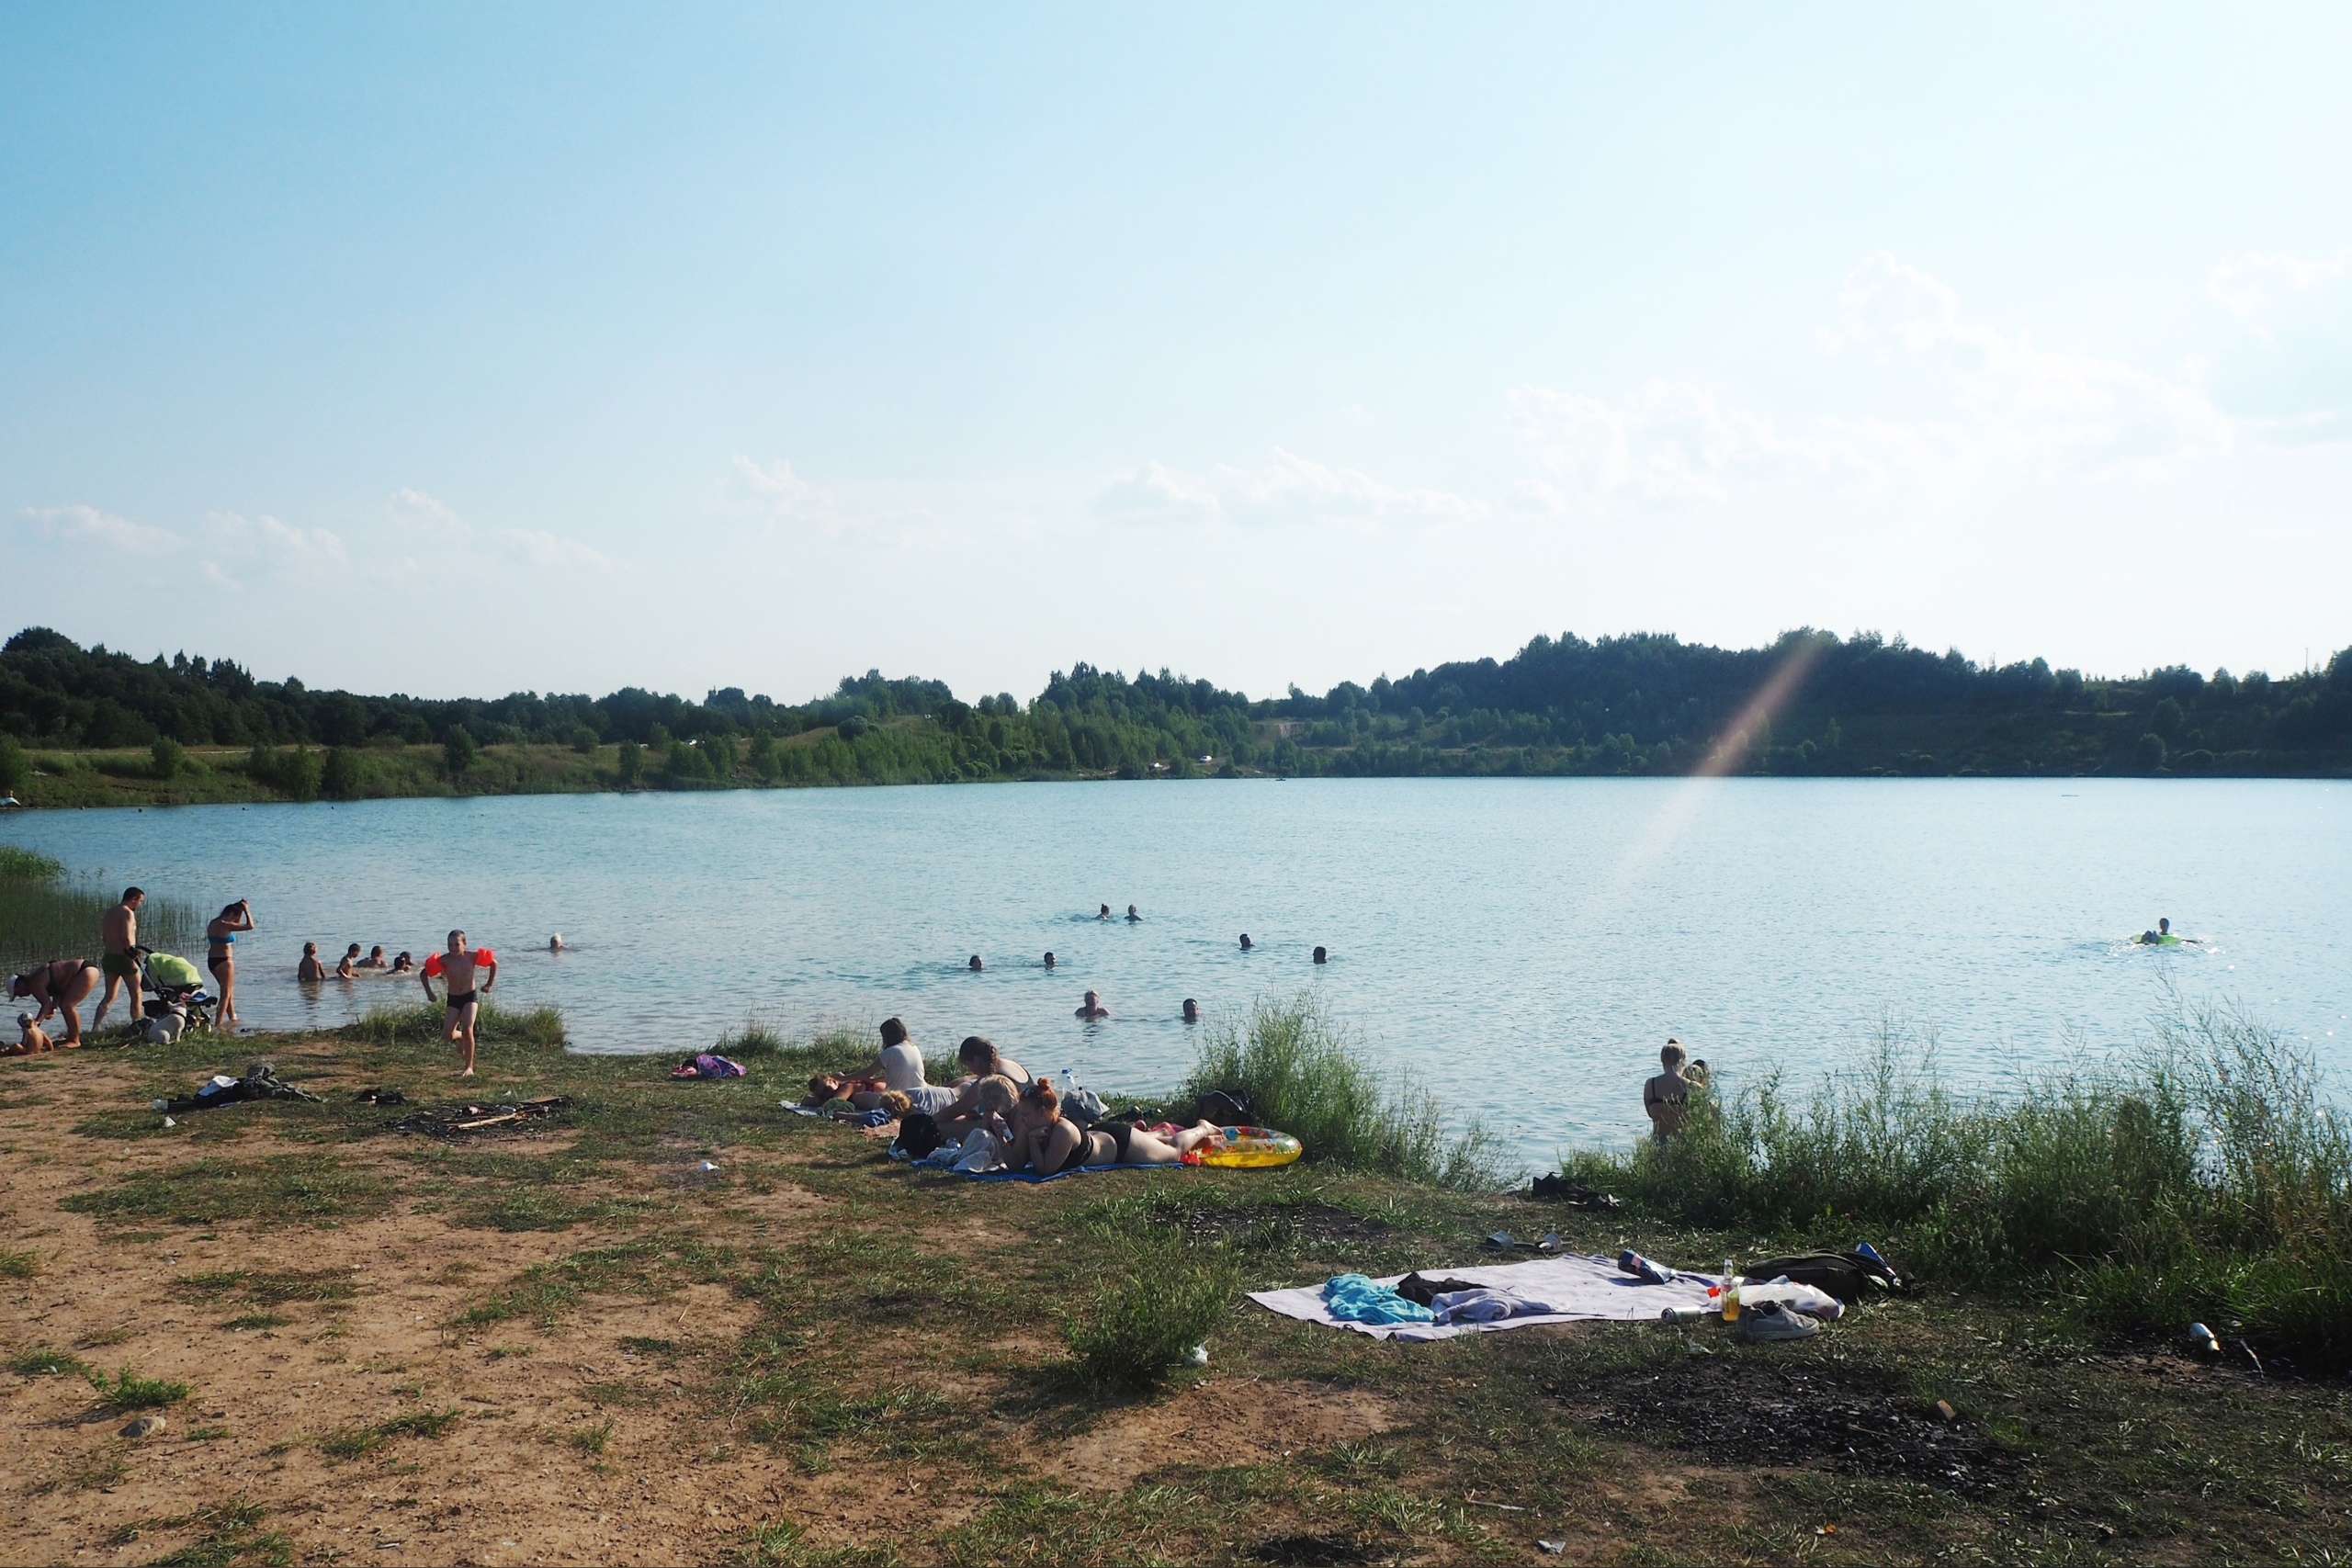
[1062, 1068, 1079, 1099]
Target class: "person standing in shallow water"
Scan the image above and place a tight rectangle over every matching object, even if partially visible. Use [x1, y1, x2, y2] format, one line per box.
[1075, 989, 1110, 1020]
[93, 887, 143, 1032]
[207, 900, 254, 1030]
[1644, 1039, 1692, 1141]
[421, 930, 498, 1077]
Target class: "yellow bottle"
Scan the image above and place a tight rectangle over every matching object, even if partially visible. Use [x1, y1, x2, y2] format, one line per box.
[1721, 1260, 1739, 1322]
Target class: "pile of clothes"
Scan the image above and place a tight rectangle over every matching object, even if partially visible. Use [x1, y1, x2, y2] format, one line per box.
[669, 1053, 748, 1080]
[151, 1061, 322, 1114]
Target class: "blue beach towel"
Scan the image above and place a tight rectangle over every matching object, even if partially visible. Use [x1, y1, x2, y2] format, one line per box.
[1321, 1273, 1436, 1325]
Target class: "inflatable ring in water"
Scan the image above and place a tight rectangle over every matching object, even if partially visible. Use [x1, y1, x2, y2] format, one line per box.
[1197, 1125, 1303, 1169]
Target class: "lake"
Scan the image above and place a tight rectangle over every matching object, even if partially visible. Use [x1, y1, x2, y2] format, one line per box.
[4, 778, 2346, 1171]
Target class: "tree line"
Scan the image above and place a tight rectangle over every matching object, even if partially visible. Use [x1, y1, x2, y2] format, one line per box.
[3, 624, 2347, 800]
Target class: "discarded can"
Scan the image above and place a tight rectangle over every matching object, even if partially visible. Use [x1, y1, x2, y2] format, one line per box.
[2187, 1322, 2222, 1358]
[1660, 1306, 1709, 1324]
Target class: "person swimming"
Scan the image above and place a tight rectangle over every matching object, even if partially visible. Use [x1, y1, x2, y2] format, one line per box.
[548, 934, 565, 953]
[1098, 904, 1112, 920]
[1125, 904, 1141, 922]
[2135, 918, 2199, 945]
[1075, 989, 1110, 1020]
[1238, 933, 1253, 951]
[1043, 951, 1057, 968]
[297, 942, 327, 982]
[1182, 998, 1199, 1023]
[1313, 945, 1328, 964]
[967, 954, 984, 972]
[363, 945, 388, 969]
[390, 951, 415, 974]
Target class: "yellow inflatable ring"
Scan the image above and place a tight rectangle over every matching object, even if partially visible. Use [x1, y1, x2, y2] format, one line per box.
[1197, 1125, 1303, 1168]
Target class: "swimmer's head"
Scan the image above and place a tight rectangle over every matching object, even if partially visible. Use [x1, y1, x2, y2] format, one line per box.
[1662, 1040, 1687, 1070]
[2159, 918, 2170, 933]
[302, 942, 318, 955]
[879, 1017, 909, 1046]
[1238, 933, 1252, 950]
[548, 934, 563, 951]
[967, 954, 983, 971]
[1313, 946, 1328, 964]
[1083, 989, 1100, 1005]
[1182, 998, 1199, 1022]
[1127, 905, 1137, 916]
[368, 946, 385, 960]
[345, 943, 361, 957]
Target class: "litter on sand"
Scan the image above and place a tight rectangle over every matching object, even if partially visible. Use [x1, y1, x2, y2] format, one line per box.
[151, 1062, 322, 1114]
[390, 1095, 572, 1138]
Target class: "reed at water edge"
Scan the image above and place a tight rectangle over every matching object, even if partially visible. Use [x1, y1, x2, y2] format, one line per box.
[0, 846, 201, 976]
[1561, 997, 2352, 1371]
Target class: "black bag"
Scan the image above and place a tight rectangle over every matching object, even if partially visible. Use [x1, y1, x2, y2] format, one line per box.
[1196, 1089, 1252, 1126]
[1745, 1249, 1901, 1303]
[892, 1111, 942, 1160]
[1530, 1173, 1622, 1210]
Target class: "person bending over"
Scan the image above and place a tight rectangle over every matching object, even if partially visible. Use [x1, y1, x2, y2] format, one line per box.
[11, 958, 98, 1045]
[1644, 1040, 1691, 1141]
[421, 931, 498, 1077]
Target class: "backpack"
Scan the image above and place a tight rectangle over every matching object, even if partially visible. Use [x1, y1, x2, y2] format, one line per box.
[1744, 1249, 1902, 1303]
[892, 1111, 943, 1160]
[1196, 1089, 1252, 1126]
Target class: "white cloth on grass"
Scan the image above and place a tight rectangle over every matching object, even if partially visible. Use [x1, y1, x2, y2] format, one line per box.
[1249, 1254, 1724, 1343]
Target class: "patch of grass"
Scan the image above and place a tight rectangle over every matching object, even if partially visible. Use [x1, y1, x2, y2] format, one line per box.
[177, 1267, 358, 1304]
[319, 1407, 460, 1463]
[618, 1335, 677, 1358]
[1562, 998, 2352, 1369]
[1185, 992, 1499, 1190]
[62, 1154, 394, 1228]
[149, 1498, 294, 1567]
[8, 1345, 90, 1378]
[1063, 1236, 1240, 1393]
[221, 1313, 290, 1331]
[486, 1344, 535, 1360]
[455, 1184, 625, 1233]
[91, 1364, 191, 1409]
[571, 1418, 615, 1454]
[343, 998, 566, 1052]
[0, 1246, 40, 1279]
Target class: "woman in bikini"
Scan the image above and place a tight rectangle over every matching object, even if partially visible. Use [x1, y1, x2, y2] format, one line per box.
[8, 958, 100, 1045]
[206, 900, 254, 1029]
[1012, 1080, 1225, 1175]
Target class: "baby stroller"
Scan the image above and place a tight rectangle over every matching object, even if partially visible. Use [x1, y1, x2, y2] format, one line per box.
[138, 950, 216, 1041]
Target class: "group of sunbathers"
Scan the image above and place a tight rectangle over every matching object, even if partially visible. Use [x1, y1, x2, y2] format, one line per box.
[808, 1018, 1227, 1176]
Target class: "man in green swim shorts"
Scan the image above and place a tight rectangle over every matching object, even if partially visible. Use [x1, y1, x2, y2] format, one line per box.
[92, 886, 144, 1032]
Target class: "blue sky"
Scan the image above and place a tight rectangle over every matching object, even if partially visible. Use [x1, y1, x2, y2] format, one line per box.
[5, 4, 2349, 701]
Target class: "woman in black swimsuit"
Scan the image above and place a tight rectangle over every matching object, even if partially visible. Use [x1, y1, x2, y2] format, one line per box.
[206, 900, 254, 1030]
[9, 958, 99, 1045]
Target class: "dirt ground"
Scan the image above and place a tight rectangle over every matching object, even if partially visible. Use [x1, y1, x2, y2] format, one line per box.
[0, 1048, 1405, 1566]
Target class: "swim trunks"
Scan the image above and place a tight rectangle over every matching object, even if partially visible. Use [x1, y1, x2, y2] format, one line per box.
[100, 952, 138, 980]
[445, 988, 479, 1010]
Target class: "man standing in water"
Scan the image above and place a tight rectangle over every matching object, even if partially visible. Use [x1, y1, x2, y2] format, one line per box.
[420, 930, 497, 1077]
[92, 887, 144, 1032]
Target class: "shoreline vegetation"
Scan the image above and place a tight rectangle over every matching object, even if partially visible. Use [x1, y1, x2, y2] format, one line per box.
[4, 625, 2350, 809]
[6, 990, 2350, 1561]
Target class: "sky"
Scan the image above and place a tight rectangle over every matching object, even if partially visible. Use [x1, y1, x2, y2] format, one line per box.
[4, 4, 2350, 704]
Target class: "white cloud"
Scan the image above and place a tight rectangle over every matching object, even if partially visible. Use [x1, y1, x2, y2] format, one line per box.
[2209, 248, 2348, 336]
[722, 455, 831, 528]
[21, 503, 180, 549]
[209, 511, 352, 573]
[1833, 251, 2231, 469]
[1095, 448, 1485, 531]
[1509, 381, 1883, 510]
[382, 488, 611, 570]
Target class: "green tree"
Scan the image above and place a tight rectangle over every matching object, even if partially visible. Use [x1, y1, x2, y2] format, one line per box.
[0, 736, 28, 795]
[748, 731, 781, 783]
[569, 724, 600, 753]
[707, 733, 739, 777]
[150, 737, 185, 780]
[443, 725, 478, 778]
[2152, 696, 2186, 739]
[616, 739, 644, 786]
[322, 745, 364, 800]
[2136, 732, 2168, 772]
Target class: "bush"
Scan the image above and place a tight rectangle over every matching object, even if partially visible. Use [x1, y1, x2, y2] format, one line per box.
[1064, 1244, 1238, 1392]
[321, 745, 364, 800]
[569, 725, 601, 753]
[1183, 993, 1498, 1189]
[1560, 1001, 2352, 1369]
[616, 739, 644, 787]
[151, 736, 185, 780]
[90, 1365, 189, 1409]
[0, 735, 28, 795]
[443, 725, 479, 778]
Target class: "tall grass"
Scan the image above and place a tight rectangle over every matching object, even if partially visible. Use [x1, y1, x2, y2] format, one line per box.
[342, 999, 568, 1051]
[1562, 999, 2352, 1369]
[1184, 993, 1498, 1190]
[0, 845, 201, 972]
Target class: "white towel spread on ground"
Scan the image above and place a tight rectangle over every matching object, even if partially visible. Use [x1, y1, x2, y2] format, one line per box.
[1248, 1254, 1724, 1342]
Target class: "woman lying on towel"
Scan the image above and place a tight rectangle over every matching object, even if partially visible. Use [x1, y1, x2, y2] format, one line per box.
[1008, 1079, 1226, 1176]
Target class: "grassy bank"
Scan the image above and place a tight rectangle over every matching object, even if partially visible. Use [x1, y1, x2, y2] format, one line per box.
[1562, 998, 2352, 1371]
[7, 997, 2352, 1563]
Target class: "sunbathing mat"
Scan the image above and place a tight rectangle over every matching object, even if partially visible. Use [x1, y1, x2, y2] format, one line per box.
[1248, 1254, 1722, 1342]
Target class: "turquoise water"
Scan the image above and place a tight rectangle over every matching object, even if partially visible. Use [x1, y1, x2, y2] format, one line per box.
[5, 778, 2346, 1169]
